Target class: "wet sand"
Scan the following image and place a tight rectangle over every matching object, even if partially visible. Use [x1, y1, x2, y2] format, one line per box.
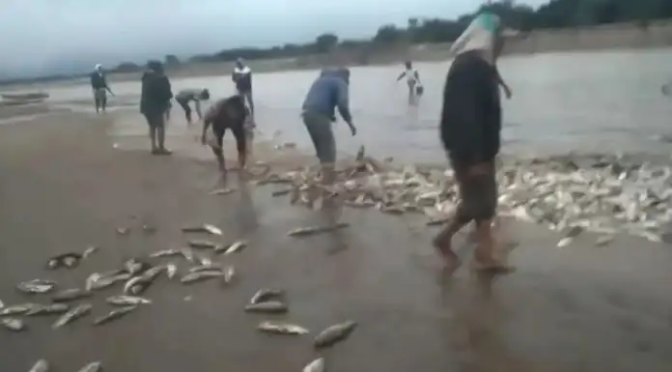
[0, 107, 671, 371]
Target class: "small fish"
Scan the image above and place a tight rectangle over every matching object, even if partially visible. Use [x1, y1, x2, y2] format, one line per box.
[149, 248, 183, 258]
[287, 223, 349, 237]
[46, 252, 82, 269]
[166, 263, 177, 279]
[556, 237, 573, 248]
[203, 224, 223, 235]
[196, 254, 213, 266]
[26, 303, 69, 316]
[77, 361, 103, 372]
[0, 303, 36, 316]
[189, 264, 223, 274]
[141, 265, 166, 281]
[123, 258, 150, 276]
[271, 189, 293, 197]
[223, 266, 235, 284]
[52, 303, 92, 329]
[17, 279, 56, 294]
[116, 227, 129, 235]
[244, 301, 288, 314]
[303, 357, 326, 372]
[250, 288, 284, 304]
[209, 188, 235, 195]
[188, 240, 219, 249]
[82, 245, 99, 259]
[93, 306, 138, 325]
[86, 272, 130, 291]
[28, 359, 49, 372]
[1, 317, 25, 331]
[222, 240, 247, 255]
[107, 295, 152, 306]
[595, 235, 614, 247]
[52, 288, 92, 303]
[314, 320, 357, 348]
[180, 270, 224, 284]
[258, 321, 309, 335]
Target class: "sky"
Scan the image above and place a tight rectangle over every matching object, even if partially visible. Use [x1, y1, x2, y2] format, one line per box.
[0, 0, 547, 77]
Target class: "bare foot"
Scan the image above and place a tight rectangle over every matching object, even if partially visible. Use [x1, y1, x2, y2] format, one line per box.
[432, 238, 461, 274]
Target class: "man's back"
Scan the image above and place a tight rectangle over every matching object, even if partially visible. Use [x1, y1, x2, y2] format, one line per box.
[140, 70, 173, 115]
[90, 72, 107, 90]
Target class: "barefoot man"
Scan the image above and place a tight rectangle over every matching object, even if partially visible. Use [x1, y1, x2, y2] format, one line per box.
[200, 94, 249, 175]
[434, 12, 511, 273]
[140, 61, 173, 155]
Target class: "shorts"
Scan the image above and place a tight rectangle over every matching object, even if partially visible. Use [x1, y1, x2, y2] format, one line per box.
[94, 88, 107, 102]
[302, 111, 336, 164]
[144, 113, 166, 129]
[450, 157, 497, 223]
[211, 119, 246, 155]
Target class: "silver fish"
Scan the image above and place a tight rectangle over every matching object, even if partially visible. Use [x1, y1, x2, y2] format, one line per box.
[188, 240, 219, 249]
[116, 227, 129, 235]
[180, 270, 224, 284]
[271, 189, 293, 197]
[188, 264, 223, 274]
[107, 295, 152, 306]
[26, 303, 70, 316]
[196, 254, 213, 266]
[17, 279, 56, 294]
[123, 258, 150, 276]
[82, 245, 99, 259]
[149, 248, 183, 258]
[52, 303, 92, 329]
[182, 224, 222, 236]
[1, 317, 25, 331]
[303, 357, 325, 372]
[93, 306, 138, 325]
[52, 288, 92, 303]
[244, 301, 288, 314]
[223, 266, 235, 284]
[86, 272, 130, 291]
[222, 240, 247, 255]
[0, 303, 36, 316]
[287, 223, 349, 237]
[250, 288, 284, 304]
[28, 359, 49, 372]
[209, 188, 236, 195]
[556, 237, 574, 248]
[77, 361, 102, 372]
[166, 263, 177, 279]
[123, 276, 146, 295]
[203, 224, 223, 235]
[314, 320, 357, 348]
[258, 321, 309, 335]
[46, 252, 82, 269]
[595, 235, 614, 247]
[142, 265, 166, 281]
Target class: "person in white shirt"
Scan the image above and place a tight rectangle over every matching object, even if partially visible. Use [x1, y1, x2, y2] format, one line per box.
[396, 61, 423, 101]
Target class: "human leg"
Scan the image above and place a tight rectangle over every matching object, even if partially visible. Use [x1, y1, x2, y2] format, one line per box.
[144, 114, 158, 153]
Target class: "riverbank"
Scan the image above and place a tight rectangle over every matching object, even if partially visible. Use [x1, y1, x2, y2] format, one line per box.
[1, 104, 672, 372]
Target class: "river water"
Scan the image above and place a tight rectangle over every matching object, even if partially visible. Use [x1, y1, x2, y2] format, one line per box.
[26, 48, 672, 163]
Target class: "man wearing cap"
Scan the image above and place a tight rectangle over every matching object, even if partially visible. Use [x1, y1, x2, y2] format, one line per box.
[90, 64, 114, 113]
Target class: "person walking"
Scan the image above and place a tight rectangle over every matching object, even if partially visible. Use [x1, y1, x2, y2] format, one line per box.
[232, 58, 254, 116]
[433, 12, 512, 274]
[90, 64, 114, 113]
[396, 60, 423, 101]
[140, 60, 173, 155]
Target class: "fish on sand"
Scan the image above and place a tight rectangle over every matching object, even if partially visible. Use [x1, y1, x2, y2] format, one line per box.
[106, 295, 151, 306]
[182, 224, 223, 235]
[17, 279, 56, 294]
[26, 303, 70, 316]
[244, 301, 288, 314]
[257, 321, 309, 335]
[52, 288, 92, 303]
[0, 303, 36, 316]
[209, 188, 236, 195]
[287, 223, 349, 237]
[1, 317, 25, 331]
[180, 270, 224, 284]
[219, 240, 247, 255]
[77, 361, 103, 372]
[52, 303, 92, 329]
[188, 240, 220, 249]
[303, 357, 326, 372]
[28, 359, 49, 372]
[93, 306, 138, 325]
[249, 288, 284, 304]
[314, 320, 357, 348]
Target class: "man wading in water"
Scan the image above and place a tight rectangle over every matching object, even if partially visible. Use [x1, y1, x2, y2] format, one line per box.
[90, 64, 114, 113]
[301, 68, 357, 185]
[200, 95, 249, 175]
[396, 60, 423, 102]
[140, 61, 173, 155]
[433, 12, 513, 273]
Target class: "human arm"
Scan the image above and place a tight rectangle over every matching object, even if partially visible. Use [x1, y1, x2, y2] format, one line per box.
[396, 71, 407, 81]
[414, 70, 422, 85]
[494, 67, 511, 99]
[334, 80, 356, 136]
[194, 99, 202, 120]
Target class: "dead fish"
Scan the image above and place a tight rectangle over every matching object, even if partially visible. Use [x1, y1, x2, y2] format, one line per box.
[258, 321, 309, 335]
[52, 303, 91, 329]
[17, 279, 56, 294]
[595, 235, 614, 247]
[223, 266, 235, 284]
[28, 359, 49, 372]
[287, 223, 349, 237]
[52, 288, 92, 303]
[222, 240, 247, 255]
[93, 306, 138, 325]
[244, 301, 288, 314]
[0, 303, 36, 316]
[116, 227, 129, 235]
[314, 320, 357, 348]
[196, 254, 213, 266]
[180, 270, 224, 284]
[209, 188, 235, 195]
[182, 224, 223, 236]
[82, 245, 99, 258]
[46, 252, 82, 269]
[303, 357, 326, 372]
[166, 263, 177, 279]
[556, 237, 574, 248]
[188, 264, 223, 274]
[122, 275, 154, 296]
[86, 272, 130, 291]
[1, 317, 25, 331]
[250, 288, 284, 304]
[203, 224, 223, 235]
[107, 295, 152, 306]
[123, 258, 150, 276]
[271, 189, 293, 197]
[26, 303, 69, 316]
[149, 248, 183, 258]
[77, 361, 103, 372]
[188, 239, 219, 249]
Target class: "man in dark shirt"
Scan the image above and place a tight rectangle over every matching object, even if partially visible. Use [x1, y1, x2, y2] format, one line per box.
[231, 58, 254, 116]
[89, 64, 114, 113]
[140, 61, 173, 155]
[200, 95, 249, 174]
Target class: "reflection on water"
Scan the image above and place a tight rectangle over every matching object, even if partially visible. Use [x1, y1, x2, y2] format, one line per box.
[34, 48, 672, 163]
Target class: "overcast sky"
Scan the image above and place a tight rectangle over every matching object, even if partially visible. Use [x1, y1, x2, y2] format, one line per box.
[0, 0, 547, 77]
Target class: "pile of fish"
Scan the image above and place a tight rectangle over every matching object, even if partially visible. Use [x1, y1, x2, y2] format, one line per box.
[2, 222, 356, 372]
[256, 151, 672, 247]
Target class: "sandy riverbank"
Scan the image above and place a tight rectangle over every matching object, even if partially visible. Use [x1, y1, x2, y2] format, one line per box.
[1, 105, 672, 371]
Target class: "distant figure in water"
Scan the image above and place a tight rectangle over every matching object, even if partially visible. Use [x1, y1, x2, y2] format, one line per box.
[140, 60, 173, 155]
[201, 95, 249, 175]
[433, 12, 515, 274]
[174, 88, 210, 125]
[89, 64, 114, 113]
[231, 58, 254, 118]
[397, 60, 423, 102]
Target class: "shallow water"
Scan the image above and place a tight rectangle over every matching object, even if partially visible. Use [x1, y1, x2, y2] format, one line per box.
[18, 48, 672, 163]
